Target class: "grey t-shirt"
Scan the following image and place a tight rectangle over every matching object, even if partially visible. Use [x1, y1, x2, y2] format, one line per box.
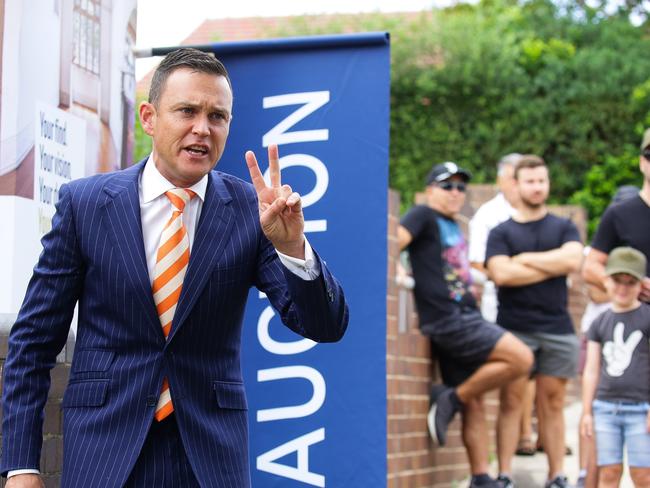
[588, 303, 650, 403]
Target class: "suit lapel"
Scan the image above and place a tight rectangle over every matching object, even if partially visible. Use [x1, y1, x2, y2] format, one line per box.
[102, 160, 161, 338]
[167, 171, 234, 342]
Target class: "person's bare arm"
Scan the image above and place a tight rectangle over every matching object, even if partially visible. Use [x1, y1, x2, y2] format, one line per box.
[397, 225, 413, 251]
[641, 277, 650, 303]
[586, 283, 609, 304]
[513, 241, 584, 276]
[580, 341, 601, 438]
[486, 255, 553, 287]
[582, 247, 608, 293]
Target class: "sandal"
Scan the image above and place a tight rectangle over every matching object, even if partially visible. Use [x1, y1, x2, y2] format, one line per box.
[515, 438, 536, 456]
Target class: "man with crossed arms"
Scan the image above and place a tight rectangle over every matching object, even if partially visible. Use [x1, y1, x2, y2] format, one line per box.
[486, 155, 583, 488]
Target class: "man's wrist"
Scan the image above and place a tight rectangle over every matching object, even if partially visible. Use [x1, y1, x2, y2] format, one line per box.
[274, 237, 306, 260]
[276, 238, 320, 280]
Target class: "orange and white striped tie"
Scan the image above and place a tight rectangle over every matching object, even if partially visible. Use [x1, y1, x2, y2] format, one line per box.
[153, 188, 195, 421]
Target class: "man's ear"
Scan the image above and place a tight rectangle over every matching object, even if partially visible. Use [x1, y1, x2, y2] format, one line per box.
[139, 101, 156, 137]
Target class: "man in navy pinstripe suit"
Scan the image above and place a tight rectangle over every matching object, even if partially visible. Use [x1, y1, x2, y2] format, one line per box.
[2, 48, 349, 487]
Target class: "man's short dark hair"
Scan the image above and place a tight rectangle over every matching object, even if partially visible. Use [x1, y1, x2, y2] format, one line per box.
[514, 155, 546, 179]
[148, 48, 231, 106]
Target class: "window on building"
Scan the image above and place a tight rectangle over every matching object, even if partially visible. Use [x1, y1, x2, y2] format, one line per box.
[72, 0, 100, 75]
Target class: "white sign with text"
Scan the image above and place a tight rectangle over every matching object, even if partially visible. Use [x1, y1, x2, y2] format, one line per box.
[33, 102, 86, 236]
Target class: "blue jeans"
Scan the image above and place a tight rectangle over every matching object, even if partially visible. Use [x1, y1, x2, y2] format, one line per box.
[593, 399, 650, 467]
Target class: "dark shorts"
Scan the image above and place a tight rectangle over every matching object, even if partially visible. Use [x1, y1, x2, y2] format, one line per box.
[422, 309, 505, 387]
[511, 330, 579, 379]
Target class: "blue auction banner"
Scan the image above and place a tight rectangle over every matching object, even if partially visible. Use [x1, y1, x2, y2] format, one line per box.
[202, 33, 389, 487]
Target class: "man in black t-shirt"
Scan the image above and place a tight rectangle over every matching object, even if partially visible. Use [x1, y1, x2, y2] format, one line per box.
[399, 162, 533, 488]
[583, 128, 650, 303]
[486, 155, 583, 488]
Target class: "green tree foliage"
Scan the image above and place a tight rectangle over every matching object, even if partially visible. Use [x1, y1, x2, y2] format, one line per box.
[570, 80, 650, 236]
[274, 0, 650, 222]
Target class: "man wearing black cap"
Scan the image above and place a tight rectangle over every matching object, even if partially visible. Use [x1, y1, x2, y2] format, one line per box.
[583, 128, 650, 303]
[398, 162, 532, 488]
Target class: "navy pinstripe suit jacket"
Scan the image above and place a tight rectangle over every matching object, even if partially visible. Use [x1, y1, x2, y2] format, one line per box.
[1, 160, 349, 487]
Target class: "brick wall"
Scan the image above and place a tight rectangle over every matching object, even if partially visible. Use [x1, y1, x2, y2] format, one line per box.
[387, 186, 587, 487]
[0, 333, 74, 488]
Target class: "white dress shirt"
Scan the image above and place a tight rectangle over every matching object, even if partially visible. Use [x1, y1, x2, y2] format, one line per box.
[7, 157, 318, 479]
[468, 192, 515, 265]
[468, 192, 515, 322]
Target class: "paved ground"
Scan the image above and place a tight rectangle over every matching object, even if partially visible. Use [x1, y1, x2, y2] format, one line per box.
[506, 401, 634, 488]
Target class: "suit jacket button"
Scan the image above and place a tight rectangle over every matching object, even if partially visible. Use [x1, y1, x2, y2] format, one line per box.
[147, 395, 157, 406]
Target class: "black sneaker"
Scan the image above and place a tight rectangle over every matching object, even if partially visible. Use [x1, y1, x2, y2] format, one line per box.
[426, 385, 459, 446]
[545, 475, 571, 488]
[496, 474, 515, 488]
[469, 475, 501, 488]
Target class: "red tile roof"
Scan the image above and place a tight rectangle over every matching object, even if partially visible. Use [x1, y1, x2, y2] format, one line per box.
[136, 11, 426, 95]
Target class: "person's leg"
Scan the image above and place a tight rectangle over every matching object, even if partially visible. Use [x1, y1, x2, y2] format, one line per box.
[576, 336, 596, 488]
[497, 375, 529, 475]
[623, 403, 650, 488]
[629, 468, 650, 487]
[533, 331, 578, 484]
[536, 374, 568, 479]
[456, 332, 533, 403]
[124, 416, 200, 488]
[597, 465, 623, 488]
[428, 316, 532, 446]
[462, 395, 490, 475]
[593, 400, 624, 488]
[516, 379, 536, 455]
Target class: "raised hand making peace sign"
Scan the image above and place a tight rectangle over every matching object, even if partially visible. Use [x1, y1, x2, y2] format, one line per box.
[246, 144, 305, 259]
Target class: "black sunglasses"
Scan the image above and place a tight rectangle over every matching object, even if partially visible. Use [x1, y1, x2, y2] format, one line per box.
[642, 149, 650, 160]
[437, 181, 467, 192]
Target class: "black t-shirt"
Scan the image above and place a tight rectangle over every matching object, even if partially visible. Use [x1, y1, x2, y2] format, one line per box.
[401, 205, 477, 327]
[485, 213, 581, 334]
[587, 303, 650, 403]
[591, 196, 650, 275]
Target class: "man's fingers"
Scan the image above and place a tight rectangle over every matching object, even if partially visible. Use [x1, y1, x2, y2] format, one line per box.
[280, 184, 292, 199]
[245, 150, 267, 193]
[286, 192, 302, 213]
[261, 197, 287, 224]
[268, 144, 281, 188]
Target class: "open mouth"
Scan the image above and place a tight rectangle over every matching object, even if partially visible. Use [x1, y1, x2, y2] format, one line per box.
[184, 144, 209, 157]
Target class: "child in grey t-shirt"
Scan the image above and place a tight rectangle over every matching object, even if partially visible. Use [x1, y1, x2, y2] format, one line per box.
[581, 247, 650, 488]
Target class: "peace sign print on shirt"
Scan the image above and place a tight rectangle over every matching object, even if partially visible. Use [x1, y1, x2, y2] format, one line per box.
[602, 322, 643, 377]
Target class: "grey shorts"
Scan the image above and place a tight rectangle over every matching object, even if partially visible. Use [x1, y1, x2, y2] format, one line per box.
[512, 330, 579, 379]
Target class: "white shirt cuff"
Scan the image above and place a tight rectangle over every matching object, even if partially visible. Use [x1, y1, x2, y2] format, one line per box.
[7, 469, 40, 478]
[276, 238, 321, 280]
